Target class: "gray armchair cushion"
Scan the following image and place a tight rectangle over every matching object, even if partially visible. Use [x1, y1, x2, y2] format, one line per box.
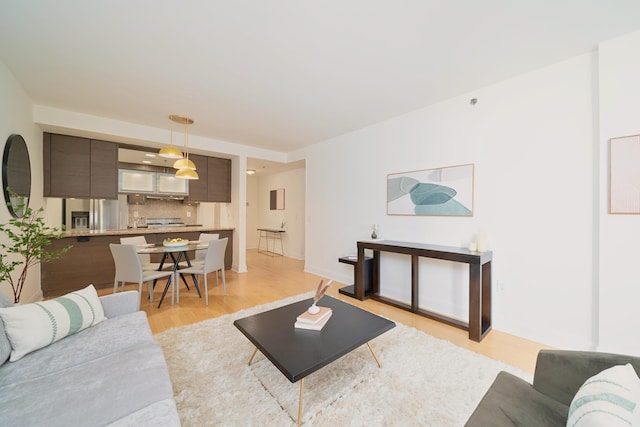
[533, 349, 640, 407]
[465, 371, 568, 427]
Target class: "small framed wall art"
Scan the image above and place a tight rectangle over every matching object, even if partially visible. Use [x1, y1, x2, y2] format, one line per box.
[610, 134, 640, 214]
[387, 163, 474, 216]
[270, 188, 285, 210]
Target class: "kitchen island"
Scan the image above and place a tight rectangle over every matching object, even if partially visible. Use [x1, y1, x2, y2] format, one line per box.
[41, 227, 234, 297]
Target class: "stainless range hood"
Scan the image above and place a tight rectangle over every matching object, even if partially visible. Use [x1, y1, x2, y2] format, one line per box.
[145, 195, 185, 201]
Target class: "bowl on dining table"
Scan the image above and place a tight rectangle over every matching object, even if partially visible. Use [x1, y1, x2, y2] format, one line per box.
[163, 238, 188, 248]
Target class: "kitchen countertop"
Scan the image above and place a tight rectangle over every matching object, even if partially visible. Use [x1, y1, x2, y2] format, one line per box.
[61, 226, 235, 238]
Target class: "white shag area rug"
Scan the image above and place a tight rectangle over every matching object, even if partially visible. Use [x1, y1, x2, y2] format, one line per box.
[155, 293, 532, 426]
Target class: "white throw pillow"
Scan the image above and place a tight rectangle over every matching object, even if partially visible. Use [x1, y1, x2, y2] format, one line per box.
[0, 284, 106, 361]
[567, 363, 640, 427]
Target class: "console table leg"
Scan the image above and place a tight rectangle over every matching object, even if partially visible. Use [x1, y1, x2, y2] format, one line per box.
[298, 378, 304, 426]
[356, 246, 365, 300]
[411, 255, 419, 311]
[469, 264, 481, 342]
[482, 261, 492, 335]
[367, 342, 382, 368]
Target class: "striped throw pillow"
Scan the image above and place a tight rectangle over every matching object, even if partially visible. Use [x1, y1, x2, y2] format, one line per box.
[0, 284, 105, 361]
[567, 363, 640, 427]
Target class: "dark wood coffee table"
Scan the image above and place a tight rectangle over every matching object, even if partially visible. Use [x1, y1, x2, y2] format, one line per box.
[234, 296, 395, 425]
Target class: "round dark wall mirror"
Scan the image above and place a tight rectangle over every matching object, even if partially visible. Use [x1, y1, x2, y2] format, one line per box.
[2, 134, 31, 218]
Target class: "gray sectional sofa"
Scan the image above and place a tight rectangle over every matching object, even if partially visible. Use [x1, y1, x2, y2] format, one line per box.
[0, 290, 180, 426]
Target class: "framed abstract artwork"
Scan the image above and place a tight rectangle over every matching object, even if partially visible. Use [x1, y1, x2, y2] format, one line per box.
[270, 188, 285, 210]
[387, 163, 474, 216]
[610, 134, 640, 214]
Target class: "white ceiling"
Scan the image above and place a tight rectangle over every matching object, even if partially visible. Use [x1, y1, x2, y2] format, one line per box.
[2, 1, 640, 154]
[119, 147, 304, 176]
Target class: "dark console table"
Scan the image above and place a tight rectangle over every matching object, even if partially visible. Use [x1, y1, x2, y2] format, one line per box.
[356, 240, 492, 342]
[338, 256, 374, 299]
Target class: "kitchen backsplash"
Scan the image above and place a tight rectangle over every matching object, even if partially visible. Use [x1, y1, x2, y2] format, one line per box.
[127, 199, 198, 227]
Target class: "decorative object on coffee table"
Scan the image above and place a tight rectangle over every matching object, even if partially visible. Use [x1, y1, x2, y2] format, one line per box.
[307, 279, 331, 314]
[295, 305, 333, 330]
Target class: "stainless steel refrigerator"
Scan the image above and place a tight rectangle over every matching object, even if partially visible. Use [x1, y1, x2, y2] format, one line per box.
[63, 197, 124, 231]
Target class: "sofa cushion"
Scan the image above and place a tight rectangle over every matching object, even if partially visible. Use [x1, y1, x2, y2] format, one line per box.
[0, 310, 152, 386]
[465, 371, 569, 427]
[107, 398, 181, 427]
[567, 363, 640, 427]
[0, 292, 14, 366]
[0, 341, 175, 427]
[0, 284, 105, 361]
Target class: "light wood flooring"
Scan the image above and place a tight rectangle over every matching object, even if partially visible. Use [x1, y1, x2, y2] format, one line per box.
[99, 249, 551, 373]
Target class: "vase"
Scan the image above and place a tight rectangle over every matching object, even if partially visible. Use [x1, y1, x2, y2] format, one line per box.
[371, 230, 377, 239]
[308, 302, 320, 314]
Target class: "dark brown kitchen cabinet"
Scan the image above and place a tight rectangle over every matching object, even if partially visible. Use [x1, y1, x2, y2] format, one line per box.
[187, 155, 231, 203]
[43, 133, 118, 199]
[43, 133, 90, 197]
[207, 157, 231, 202]
[89, 139, 118, 199]
[188, 154, 209, 202]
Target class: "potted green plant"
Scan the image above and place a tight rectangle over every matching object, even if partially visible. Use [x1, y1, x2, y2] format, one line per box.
[0, 190, 71, 303]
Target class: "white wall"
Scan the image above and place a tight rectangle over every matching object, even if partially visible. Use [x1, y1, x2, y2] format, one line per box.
[598, 30, 640, 355]
[246, 174, 259, 249]
[255, 168, 306, 259]
[304, 53, 596, 349]
[0, 61, 46, 303]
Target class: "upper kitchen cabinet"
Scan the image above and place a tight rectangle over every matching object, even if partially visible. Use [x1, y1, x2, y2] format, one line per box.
[43, 133, 118, 199]
[207, 157, 231, 202]
[188, 155, 231, 203]
[90, 139, 118, 199]
[156, 172, 188, 195]
[43, 133, 89, 198]
[187, 154, 208, 201]
[118, 169, 155, 193]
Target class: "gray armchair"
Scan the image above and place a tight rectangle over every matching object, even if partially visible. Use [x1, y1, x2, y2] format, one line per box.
[465, 349, 640, 427]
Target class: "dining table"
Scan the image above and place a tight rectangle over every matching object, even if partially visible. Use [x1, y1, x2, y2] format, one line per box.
[137, 241, 208, 308]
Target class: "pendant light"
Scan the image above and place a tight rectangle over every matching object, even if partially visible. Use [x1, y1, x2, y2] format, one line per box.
[169, 114, 199, 180]
[173, 157, 196, 170]
[158, 119, 184, 159]
[176, 167, 199, 180]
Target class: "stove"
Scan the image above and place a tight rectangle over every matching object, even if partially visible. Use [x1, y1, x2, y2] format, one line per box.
[145, 218, 186, 228]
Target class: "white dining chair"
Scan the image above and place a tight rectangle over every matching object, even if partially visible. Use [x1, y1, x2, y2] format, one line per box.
[176, 237, 227, 306]
[120, 236, 171, 272]
[110, 243, 175, 308]
[178, 232, 219, 269]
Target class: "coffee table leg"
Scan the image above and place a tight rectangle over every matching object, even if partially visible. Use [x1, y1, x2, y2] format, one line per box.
[367, 342, 382, 368]
[247, 347, 258, 365]
[298, 378, 304, 426]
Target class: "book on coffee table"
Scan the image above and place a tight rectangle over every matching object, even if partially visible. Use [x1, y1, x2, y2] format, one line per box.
[295, 307, 332, 330]
[295, 311, 332, 331]
[296, 306, 332, 323]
